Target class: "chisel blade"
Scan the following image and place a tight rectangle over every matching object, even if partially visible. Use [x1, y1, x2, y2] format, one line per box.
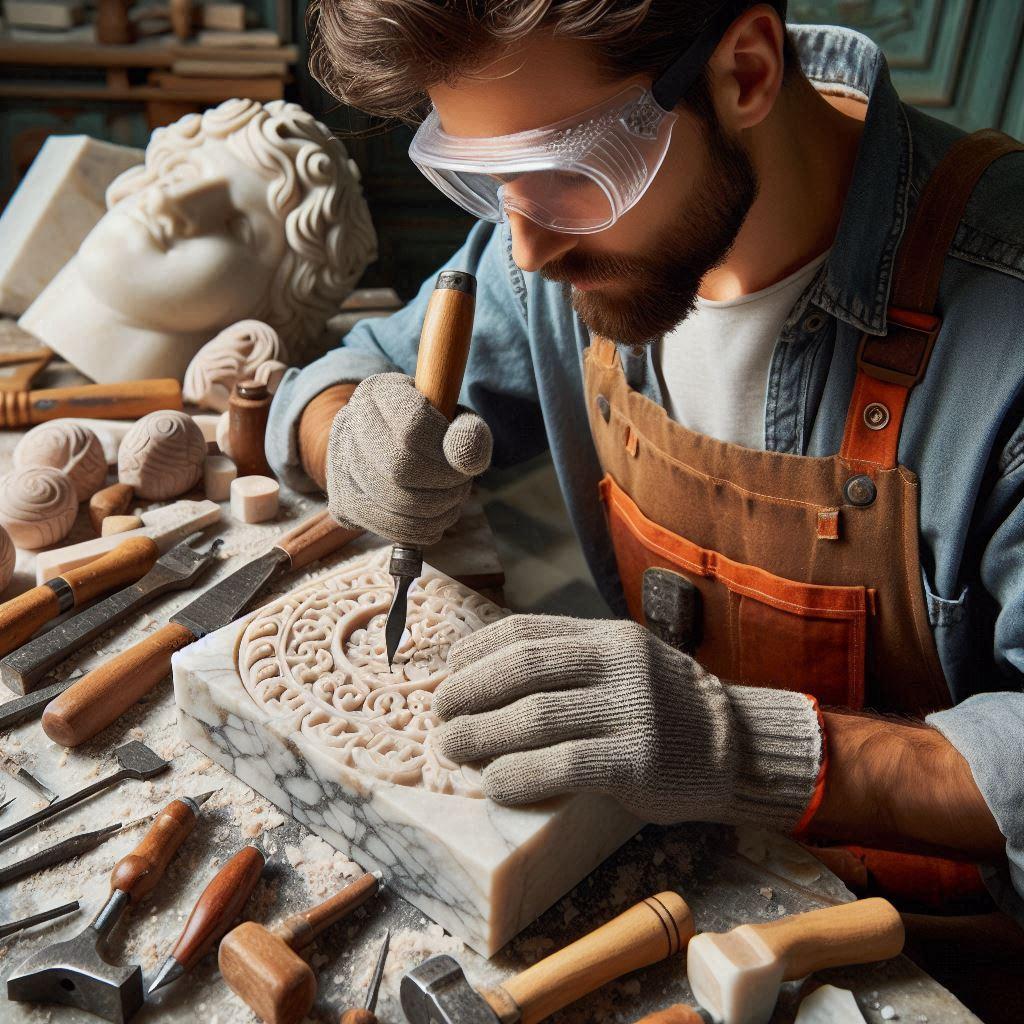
[384, 545, 422, 668]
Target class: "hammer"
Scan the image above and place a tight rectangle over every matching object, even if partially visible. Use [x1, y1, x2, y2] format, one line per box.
[7, 791, 211, 1023]
[686, 897, 904, 1024]
[401, 890, 694, 1024]
[218, 870, 383, 1024]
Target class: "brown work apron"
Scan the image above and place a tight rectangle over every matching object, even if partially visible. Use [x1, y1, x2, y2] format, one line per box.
[582, 130, 1023, 904]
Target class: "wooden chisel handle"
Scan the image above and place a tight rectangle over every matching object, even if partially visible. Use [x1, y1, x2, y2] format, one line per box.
[484, 892, 694, 1024]
[167, 845, 265, 971]
[0, 378, 183, 428]
[0, 536, 159, 659]
[41, 621, 196, 747]
[275, 510, 362, 572]
[632, 1006, 705, 1024]
[414, 270, 475, 420]
[275, 871, 381, 951]
[110, 797, 198, 903]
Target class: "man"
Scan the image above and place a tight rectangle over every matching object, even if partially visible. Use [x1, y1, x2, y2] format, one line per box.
[271, 0, 1024, 994]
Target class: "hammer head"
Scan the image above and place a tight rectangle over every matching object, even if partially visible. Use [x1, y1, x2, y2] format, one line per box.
[686, 926, 783, 1024]
[115, 740, 170, 779]
[400, 955, 499, 1024]
[7, 928, 143, 1024]
[219, 921, 316, 1024]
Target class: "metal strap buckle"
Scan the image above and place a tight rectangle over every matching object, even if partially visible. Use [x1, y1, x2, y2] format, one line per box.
[856, 307, 942, 389]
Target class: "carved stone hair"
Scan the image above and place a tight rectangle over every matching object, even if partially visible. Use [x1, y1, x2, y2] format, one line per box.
[106, 99, 378, 363]
[308, 0, 796, 123]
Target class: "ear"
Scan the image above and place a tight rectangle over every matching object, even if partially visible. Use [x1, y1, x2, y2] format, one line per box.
[707, 4, 786, 131]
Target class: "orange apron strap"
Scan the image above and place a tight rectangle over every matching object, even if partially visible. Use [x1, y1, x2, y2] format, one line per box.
[841, 130, 1024, 467]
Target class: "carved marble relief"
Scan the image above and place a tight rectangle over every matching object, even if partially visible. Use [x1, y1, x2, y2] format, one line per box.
[236, 550, 502, 797]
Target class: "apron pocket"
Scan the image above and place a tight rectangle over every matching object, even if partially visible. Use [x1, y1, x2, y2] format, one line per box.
[600, 474, 870, 709]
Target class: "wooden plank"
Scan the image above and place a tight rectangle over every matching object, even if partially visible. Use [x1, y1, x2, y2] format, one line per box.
[0, 35, 178, 66]
[0, 79, 285, 101]
[171, 57, 287, 77]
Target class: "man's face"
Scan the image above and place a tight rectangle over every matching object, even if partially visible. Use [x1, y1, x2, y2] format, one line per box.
[77, 138, 287, 334]
[429, 33, 758, 345]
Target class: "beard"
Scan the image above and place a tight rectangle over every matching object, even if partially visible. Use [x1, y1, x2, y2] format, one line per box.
[541, 113, 758, 345]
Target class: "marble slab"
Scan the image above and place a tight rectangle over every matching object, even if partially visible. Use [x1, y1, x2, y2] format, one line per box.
[173, 546, 640, 956]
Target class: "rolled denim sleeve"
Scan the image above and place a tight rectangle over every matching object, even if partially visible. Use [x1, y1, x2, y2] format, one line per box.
[267, 219, 543, 492]
[927, 448, 1024, 923]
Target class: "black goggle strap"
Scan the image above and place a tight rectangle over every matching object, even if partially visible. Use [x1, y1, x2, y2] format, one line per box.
[651, 0, 788, 111]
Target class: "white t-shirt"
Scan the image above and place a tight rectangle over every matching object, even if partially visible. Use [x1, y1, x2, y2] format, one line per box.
[654, 250, 830, 450]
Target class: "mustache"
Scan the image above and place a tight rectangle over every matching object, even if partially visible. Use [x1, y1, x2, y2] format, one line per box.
[540, 251, 655, 286]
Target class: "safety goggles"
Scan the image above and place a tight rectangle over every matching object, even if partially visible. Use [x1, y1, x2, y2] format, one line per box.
[409, 0, 766, 233]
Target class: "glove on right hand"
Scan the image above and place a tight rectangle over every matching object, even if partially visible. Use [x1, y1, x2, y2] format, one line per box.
[326, 372, 493, 547]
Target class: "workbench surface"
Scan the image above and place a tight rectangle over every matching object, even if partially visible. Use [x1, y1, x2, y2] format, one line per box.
[0, 333, 980, 1024]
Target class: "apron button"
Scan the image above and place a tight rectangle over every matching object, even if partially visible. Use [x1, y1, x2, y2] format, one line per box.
[863, 402, 890, 430]
[596, 394, 611, 423]
[844, 474, 877, 507]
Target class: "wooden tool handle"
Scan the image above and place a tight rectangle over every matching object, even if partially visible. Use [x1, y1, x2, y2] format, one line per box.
[632, 1006, 704, 1024]
[41, 621, 196, 747]
[0, 586, 60, 658]
[298, 383, 359, 491]
[62, 536, 159, 605]
[414, 271, 475, 420]
[485, 892, 694, 1024]
[168, 845, 265, 970]
[275, 871, 380, 951]
[0, 378, 183, 428]
[275, 509, 362, 571]
[755, 897, 904, 980]
[110, 797, 198, 903]
[339, 1010, 376, 1024]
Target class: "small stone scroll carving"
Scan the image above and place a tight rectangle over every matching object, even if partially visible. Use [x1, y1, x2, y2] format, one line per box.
[0, 466, 78, 549]
[236, 548, 505, 797]
[14, 420, 107, 501]
[183, 320, 284, 412]
[118, 410, 206, 500]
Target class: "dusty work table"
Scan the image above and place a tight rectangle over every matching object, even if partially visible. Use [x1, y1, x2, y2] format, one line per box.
[0, 341, 980, 1024]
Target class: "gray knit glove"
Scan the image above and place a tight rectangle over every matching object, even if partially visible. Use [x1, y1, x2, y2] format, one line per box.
[326, 372, 492, 547]
[434, 615, 823, 830]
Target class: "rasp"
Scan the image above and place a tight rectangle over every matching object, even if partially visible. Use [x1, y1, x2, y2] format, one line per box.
[40, 511, 361, 748]
[0, 534, 220, 695]
[384, 270, 477, 667]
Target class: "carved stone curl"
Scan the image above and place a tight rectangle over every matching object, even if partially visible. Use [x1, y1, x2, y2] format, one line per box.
[118, 410, 206, 500]
[236, 548, 505, 797]
[14, 420, 107, 501]
[0, 466, 78, 549]
[183, 320, 285, 412]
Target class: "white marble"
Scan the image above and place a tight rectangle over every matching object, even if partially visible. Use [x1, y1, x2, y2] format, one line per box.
[0, 136, 142, 316]
[173, 547, 640, 956]
[20, 100, 377, 381]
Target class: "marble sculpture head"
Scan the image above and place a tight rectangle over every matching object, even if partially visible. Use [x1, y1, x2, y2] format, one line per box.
[21, 99, 378, 382]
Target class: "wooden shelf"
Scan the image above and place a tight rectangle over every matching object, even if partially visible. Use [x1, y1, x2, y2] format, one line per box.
[0, 35, 298, 67]
[0, 79, 287, 102]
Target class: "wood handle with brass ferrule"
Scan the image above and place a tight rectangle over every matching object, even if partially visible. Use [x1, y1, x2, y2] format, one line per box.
[414, 270, 475, 420]
[0, 536, 159, 658]
[41, 621, 196, 747]
[109, 797, 199, 903]
[274, 871, 381, 951]
[0, 378, 183, 429]
[483, 892, 694, 1024]
[275, 509, 362, 571]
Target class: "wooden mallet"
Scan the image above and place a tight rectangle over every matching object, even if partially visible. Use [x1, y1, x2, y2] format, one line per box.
[218, 870, 382, 1024]
[686, 898, 904, 1024]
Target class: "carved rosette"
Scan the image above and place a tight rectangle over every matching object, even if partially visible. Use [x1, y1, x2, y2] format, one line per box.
[118, 410, 206, 499]
[14, 421, 107, 502]
[182, 320, 284, 412]
[236, 549, 504, 797]
[0, 466, 78, 549]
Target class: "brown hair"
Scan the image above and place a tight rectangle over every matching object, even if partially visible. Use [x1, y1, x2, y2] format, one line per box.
[308, 0, 797, 123]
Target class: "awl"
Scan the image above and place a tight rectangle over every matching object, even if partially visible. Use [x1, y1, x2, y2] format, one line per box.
[41, 510, 361, 747]
[384, 270, 476, 667]
[0, 536, 160, 661]
[0, 535, 220, 695]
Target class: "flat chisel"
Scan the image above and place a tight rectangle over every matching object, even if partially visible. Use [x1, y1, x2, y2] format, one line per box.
[0, 536, 159, 662]
[0, 535, 220, 695]
[41, 511, 361, 747]
[384, 270, 477, 667]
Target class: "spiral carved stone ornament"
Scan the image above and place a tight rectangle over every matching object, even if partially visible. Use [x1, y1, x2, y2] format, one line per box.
[13, 420, 108, 502]
[0, 466, 78, 550]
[118, 410, 206, 500]
[182, 320, 284, 412]
[237, 548, 505, 797]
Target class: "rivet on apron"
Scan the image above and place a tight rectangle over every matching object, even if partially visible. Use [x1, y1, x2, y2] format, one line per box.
[844, 474, 877, 507]
[863, 402, 890, 430]
[595, 393, 611, 423]
[624, 424, 640, 458]
[803, 311, 827, 333]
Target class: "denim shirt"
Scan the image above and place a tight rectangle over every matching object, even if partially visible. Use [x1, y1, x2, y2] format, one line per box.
[269, 25, 1024, 918]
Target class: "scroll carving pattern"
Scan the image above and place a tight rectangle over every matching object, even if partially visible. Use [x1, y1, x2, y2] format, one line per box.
[236, 550, 504, 797]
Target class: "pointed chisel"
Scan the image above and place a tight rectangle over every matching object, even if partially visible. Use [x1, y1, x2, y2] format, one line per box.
[0, 821, 124, 887]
